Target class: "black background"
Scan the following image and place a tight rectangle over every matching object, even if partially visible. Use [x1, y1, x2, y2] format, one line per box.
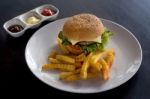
[0, 0, 150, 98]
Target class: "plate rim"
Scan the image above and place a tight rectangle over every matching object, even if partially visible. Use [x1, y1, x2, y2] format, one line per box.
[25, 18, 143, 93]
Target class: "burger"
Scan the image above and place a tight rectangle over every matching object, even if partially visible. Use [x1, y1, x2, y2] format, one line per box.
[57, 13, 113, 54]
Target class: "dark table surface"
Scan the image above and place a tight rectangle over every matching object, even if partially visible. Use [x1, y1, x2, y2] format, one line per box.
[0, 0, 150, 98]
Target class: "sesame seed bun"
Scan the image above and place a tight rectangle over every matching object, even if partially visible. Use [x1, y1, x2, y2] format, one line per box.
[62, 13, 104, 41]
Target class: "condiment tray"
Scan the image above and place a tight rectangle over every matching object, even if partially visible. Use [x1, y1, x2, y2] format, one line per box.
[3, 4, 59, 37]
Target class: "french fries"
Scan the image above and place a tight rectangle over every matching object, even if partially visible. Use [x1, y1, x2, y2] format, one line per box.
[42, 63, 75, 71]
[80, 53, 93, 79]
[75, 53, 86, 62]
[90, 60, 102, 71]
[105, 52, 115, 68]
[74, 62, 82, 68]
[56, 55, 75, 64]
[59, 72, 74, 80]
[63, 72, 98, 82]
[48, 58, 61, 64]
[59, 69, 80, 80]
[42, 49, 115, 82]
[99, 59, 109, 80]
[48, 50, 58, 59]
[64, 74, 80, 82]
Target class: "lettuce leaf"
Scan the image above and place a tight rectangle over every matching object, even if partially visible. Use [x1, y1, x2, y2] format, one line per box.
[80, 43, 104, 53]
[58, 31, 71, 45]
[87, 44, 97, 52]
[79, 28, 113, 53]
[101, 28, 113, 46]
[97, 43, 105, 51]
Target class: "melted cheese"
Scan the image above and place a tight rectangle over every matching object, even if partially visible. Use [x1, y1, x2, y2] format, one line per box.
[69, 36, 101, 45]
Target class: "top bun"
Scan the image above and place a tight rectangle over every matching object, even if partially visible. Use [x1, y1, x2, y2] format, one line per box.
[63, 13, 104, 41]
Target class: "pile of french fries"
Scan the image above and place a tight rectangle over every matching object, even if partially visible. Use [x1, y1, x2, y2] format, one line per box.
[42, 48, 115, 82]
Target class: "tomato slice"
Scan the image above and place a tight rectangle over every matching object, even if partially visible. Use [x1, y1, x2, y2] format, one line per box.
[66, 45, 83, 54]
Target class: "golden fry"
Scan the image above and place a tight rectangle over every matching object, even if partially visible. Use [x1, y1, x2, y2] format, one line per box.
[64, 74, 80, 82]
[59, 72, 73, 79]
[75, 53, 86, 62]
[48, 58, 61, 64]
[48, 50, 57, 59]
[64, 72, 98, 81]
[90, 61, 102, 71]
[105, 52, 115, 68]
[74, 62, 82, 68]
[56, 55, 75, 64]
[59, 69, 80, 79]
[80, 53, 93, 79]
[92, 49, 115, 63]
[42, 63, 75, 71]
[42, 64, 51, 71]
[99, 59, 109, 80]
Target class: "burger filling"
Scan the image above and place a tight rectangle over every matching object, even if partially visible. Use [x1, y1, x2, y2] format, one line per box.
[58, 28, 113, 53]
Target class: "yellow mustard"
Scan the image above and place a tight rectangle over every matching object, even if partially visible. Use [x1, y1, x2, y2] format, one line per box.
[26, 16, 40, 24]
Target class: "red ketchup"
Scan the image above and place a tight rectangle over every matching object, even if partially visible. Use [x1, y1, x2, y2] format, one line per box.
[41, 8, 54, 16]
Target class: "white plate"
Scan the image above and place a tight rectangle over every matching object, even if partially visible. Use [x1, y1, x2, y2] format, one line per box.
[25, 18, 142, 93]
